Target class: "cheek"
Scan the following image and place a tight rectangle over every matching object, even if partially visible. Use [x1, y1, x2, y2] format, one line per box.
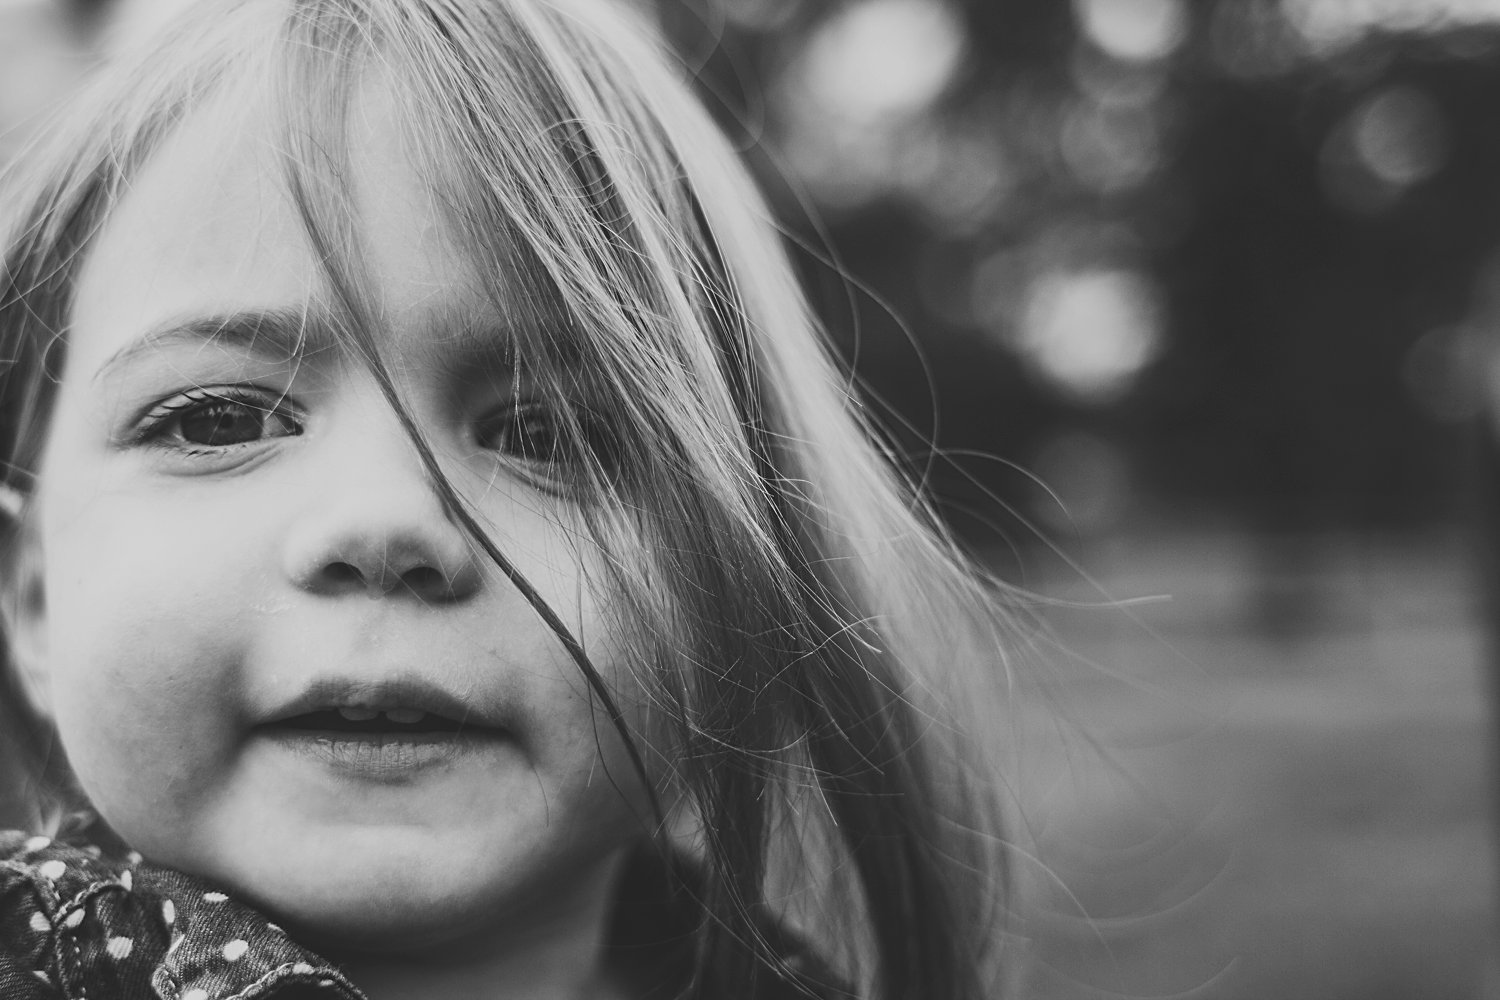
[40, 492, 269, 818]
[499, 515, 661, 810]
[43, 480, 276, 637]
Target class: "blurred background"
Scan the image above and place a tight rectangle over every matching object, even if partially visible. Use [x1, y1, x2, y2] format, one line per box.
[3, 0, 1498, 996]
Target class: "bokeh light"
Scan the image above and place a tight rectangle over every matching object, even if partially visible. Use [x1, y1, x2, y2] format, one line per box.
[1059, 99, 1161, 193]
[720, 0, 802, 32]
[1351, 85, 1449, 187]
[1402, 324, 1485, 422]
[1018, 266, 1163, 403]
[1321, 84, 1449, 212]
[774, 0, 972, 210]
[1284, 0, 1500, 51]
[793, 0, 965, 125]
[1074, 0, 1188, 63]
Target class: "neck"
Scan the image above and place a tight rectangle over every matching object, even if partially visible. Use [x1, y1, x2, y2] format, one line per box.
[323, 852, 631, 1000]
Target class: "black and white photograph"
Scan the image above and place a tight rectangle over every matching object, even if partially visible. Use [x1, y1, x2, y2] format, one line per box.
[0, 1, 1493, 998]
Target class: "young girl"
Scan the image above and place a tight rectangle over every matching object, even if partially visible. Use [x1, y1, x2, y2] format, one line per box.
[0, 0, 1023, 997]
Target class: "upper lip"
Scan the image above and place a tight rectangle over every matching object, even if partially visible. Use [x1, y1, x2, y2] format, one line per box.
[259, 675, 500, 730]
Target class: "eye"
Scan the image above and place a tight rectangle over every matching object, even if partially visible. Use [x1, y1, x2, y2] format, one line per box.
[140, 387, 303, 449]
[474, 401, 617, 474]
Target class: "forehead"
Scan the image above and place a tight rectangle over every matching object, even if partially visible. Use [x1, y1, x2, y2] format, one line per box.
[68, 79, 490, 377]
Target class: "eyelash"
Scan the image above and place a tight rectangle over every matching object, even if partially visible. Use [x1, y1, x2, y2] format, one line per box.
[133, 386, 618, 479]
[136, 386, 302, 452]
[476, 401, 619, 482]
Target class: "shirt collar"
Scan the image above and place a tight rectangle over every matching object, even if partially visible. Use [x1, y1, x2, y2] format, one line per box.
[138, 865, 366, 1000]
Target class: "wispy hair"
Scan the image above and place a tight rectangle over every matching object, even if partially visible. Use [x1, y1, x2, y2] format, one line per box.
[0, 1, 1030, 997]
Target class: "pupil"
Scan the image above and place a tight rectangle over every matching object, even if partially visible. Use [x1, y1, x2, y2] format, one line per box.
[481, 407, 560, 459]
[182, 402, 263, 446]
[513, 414, 554, 459]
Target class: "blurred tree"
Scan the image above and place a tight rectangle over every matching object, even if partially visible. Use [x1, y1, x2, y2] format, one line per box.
[652, 0, 1500, 550]
[1144, 24, 1500, 532]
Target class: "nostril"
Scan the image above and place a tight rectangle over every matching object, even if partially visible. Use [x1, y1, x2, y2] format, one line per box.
[400, 565, 450, 599]
[286, 521, 481, 601]
[324, 562, 364, 587]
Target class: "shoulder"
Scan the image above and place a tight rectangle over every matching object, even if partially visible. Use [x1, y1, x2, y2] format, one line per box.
[0, 830, 147, 996]
[0, 831, 361, 999]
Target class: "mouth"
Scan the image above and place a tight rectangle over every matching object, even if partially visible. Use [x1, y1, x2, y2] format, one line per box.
[272, 706, 475, 736]
[259, 677, 508, 779]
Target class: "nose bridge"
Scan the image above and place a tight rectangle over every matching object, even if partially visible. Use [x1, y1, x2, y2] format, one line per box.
[281, 386, 482, 601]
[325, 386, 435, 500]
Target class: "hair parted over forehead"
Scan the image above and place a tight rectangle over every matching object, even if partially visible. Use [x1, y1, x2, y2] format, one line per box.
[0, 0, 1029, 996]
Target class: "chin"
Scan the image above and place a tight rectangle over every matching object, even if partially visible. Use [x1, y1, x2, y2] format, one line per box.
[213, 829, 628, 959]
[282, 893, 503, 956]
[241, 858, 528, 956]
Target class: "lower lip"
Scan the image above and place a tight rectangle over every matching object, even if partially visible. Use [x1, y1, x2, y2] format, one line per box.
[266, 729, 507, 781]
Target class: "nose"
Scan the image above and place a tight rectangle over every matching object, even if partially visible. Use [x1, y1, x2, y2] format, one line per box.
[281, 419, 483, 603]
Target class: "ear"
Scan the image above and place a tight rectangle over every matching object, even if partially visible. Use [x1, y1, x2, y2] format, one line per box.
[0, 483, 49, 713]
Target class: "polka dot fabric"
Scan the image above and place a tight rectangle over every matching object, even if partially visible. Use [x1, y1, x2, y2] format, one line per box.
[1, 833, 850, 1000]
[0, 832, 363, 999]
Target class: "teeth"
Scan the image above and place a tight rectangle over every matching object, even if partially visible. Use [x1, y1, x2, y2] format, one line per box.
[337, 706, 379, 722]
[385, 708, 427, 724]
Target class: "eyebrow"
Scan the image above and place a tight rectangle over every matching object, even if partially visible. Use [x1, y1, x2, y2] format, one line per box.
[90, 303, 578, 388]
[93, 307, 336, 384]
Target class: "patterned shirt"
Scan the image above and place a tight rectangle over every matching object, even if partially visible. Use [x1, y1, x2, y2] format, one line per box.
[0, 831, 849, 1000]
[0, 830, 359, 999]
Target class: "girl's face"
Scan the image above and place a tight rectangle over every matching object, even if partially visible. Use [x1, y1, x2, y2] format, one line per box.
[13, 86, 653, 950]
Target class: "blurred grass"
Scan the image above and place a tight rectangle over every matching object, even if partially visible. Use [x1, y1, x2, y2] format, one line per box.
[1009, 524, 1496, 1000]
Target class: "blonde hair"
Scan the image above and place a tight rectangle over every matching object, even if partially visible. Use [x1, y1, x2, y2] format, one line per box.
[0, 1, 1026, 996]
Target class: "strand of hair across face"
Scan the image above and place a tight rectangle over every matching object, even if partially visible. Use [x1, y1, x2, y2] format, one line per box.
[278, 151, 666, 831]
